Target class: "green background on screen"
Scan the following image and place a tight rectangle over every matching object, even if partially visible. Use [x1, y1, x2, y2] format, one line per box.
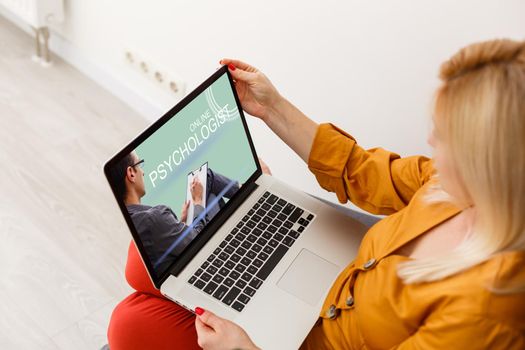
[135, 74, 257, 217]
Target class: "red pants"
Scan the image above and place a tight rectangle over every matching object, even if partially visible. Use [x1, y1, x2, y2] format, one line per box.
[108, 243, 201, 350]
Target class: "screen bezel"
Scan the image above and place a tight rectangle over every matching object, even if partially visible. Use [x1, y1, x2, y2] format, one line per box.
[103, 65, 262, 289]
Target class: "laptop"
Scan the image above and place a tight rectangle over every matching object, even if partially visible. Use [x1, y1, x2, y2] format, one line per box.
[104, 65, 367, 349]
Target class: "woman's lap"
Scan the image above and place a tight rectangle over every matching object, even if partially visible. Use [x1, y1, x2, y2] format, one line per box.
[108, 292, 200, 350]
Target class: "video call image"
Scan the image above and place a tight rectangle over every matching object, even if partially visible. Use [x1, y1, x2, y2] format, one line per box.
[116, 74, 258, 276]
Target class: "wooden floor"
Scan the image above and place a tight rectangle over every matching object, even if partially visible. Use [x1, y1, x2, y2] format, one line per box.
[0, 16, 148, 349]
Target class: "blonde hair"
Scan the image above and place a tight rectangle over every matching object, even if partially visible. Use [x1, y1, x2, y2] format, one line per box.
[398, 39, 525, 285]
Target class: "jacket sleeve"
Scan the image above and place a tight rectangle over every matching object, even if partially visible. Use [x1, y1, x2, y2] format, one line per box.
[308, 123, 434, 215]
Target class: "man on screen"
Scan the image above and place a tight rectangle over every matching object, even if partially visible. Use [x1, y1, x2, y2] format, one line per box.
[108, 151, 241, 274]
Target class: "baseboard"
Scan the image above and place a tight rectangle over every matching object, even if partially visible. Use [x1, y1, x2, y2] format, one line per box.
[0, 5, 163, 120]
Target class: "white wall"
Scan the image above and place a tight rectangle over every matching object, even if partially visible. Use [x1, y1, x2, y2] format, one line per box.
[6, 0, 525, 207]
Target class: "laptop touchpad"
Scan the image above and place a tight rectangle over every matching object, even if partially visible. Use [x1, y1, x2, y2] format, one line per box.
[276, 249, 340, 306]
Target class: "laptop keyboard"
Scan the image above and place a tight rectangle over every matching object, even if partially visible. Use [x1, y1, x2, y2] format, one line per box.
[187, 191, 315, 312]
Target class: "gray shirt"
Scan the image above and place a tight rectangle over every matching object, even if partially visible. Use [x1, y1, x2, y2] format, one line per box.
[127, 203, 206, 274]
[126, 169, 240, 275]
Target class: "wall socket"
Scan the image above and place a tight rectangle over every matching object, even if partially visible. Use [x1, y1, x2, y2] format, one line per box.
[124, 49, 185, 97]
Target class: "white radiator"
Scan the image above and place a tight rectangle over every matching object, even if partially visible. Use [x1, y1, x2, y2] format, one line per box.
[0, 0, 63, 28]
[0, 0, 64, 65]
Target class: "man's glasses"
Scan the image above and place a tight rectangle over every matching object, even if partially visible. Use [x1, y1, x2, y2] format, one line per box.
[131, 159, 145, 169]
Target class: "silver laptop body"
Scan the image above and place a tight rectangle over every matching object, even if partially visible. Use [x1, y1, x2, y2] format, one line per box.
[105, 65, 366, 349]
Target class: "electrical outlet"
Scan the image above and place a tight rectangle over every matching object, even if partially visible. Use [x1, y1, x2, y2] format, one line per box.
[154, 71, 164, 83]
[125, 50, 134, 64]
[161, 69, 186, 96]
[169, 81, 179, 93]
[124, 49, 186, 98]
[139, 60, 149, 73]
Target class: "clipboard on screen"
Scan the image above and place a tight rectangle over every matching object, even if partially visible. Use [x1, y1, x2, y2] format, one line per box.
[185, 162, 208, 225]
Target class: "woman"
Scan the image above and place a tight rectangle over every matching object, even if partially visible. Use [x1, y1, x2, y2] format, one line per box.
[108, 39, 525, 349]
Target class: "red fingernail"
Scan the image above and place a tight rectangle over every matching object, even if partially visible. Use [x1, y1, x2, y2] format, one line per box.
[228, 63, 236, 71]
[195, 307, 204, 315]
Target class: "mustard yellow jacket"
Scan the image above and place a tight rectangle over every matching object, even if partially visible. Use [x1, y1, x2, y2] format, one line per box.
[300, 124, 525, 349]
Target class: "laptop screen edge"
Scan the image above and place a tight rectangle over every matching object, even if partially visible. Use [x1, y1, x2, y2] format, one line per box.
[103, 65, 263, 289]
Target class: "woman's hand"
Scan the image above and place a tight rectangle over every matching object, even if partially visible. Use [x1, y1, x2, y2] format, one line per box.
[258, 157, 272, 175]
[220, 58, 318, 163]
[195, 307, 260, 350]
[220, 58, 283, 122]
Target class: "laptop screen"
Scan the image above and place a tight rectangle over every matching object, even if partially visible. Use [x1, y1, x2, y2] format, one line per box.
[105, 67, 261, 285]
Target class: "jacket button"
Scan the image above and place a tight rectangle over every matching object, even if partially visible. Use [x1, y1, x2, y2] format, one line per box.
[346, 296, 354, 307]
[326, 304, 337, 319]
[363, 258, 377, 270]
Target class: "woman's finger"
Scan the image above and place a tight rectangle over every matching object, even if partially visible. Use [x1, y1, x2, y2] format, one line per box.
[195, 315, 213, 334]
[220, 58, 257, 72]
[227, 64, 258, 84]
[258, 157, 272, 175]
[196, 308, 223, 329]
[195, 316, 214, 347]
